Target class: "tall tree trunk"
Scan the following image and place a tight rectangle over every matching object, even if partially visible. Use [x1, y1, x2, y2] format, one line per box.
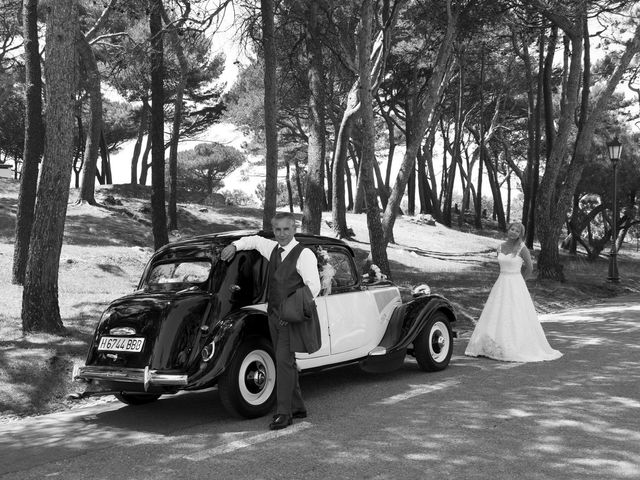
[139, 135, 153, 185]
[372, 154, 389, 209]
[149, 0, 168, 249]
[505, 165, 511, 224]
[261, 0, 278, 229]
[285, 159, 294, 212]
[325, 155, 332, 211]
[302, 2, 326, 234]
[382, 1, 457, 239]
[459, 146, 475, 228]
[542, 25, 557, 161]
[467, 99, 503, 229]
[162, 6, 188, 231]
[352, 143, 366, 214]
[439, 119, 449, 206]
[294, 156, 304, 211]
[474, 44, 485, 229]
[358, 0, 390, 276]
[422, 127, 441, 219]
[376, 96, 396, 206]
[331, 106, 354, 236]
[523, 27, 544, 248]
[460, 147, 471, 213]
[13, 0, 44, 285]
[332, 3, 403, 236]
[528, 34, 544, 247]
[130, 97, 149, 185]
[517, 27, 534, 236]
[536, 6, 640, 280]
[407, 167, 415, 215]
[21, 0, 78, 333]
[565, 193, 581, 254]
[95, 153, 105, 185]
[69, 1, 114, 200]
[443, 49, 463, 227]
[416, 144, 428, 214]
[345, 156, 354, 211]
[487, 146, 506, 230]
[72, 116, 84, 188]
[99, 131, 112, 184]
[380, 101, 396, 189]
[76, 31, 102, 205]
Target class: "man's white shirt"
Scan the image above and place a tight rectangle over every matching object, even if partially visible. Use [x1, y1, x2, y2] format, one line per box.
[232, 236, 321, 298]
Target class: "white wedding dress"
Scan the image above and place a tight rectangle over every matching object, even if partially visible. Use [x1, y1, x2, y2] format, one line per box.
[465, 247, 562, 362]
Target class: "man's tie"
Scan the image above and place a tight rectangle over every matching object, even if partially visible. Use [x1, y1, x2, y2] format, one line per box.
[275, 246, 284, 268]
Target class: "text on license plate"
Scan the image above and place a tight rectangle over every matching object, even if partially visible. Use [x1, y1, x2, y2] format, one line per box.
[98, 336, 145, 352]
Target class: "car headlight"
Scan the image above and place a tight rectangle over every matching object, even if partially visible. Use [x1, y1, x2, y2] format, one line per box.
[201, 341, 215, 362]
[412, 284, 431, 297]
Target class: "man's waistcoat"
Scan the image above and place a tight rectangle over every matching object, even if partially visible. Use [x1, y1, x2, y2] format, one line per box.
[266, 243, 306, 319]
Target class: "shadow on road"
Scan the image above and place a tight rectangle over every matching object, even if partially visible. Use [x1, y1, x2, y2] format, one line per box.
[2, 300, 639, 479]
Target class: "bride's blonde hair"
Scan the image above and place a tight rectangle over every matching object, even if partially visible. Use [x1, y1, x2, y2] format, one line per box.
[508, 222, 526, 241]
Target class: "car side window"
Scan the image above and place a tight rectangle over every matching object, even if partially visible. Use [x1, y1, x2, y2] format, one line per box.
[147, 260, 211, 287]
[316, 247, 358, 295]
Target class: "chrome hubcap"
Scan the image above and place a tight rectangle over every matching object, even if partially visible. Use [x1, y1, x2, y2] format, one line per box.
[247, 366, 266, 390]
[238, 349, 276, 406]
[429, 321, 450, 362]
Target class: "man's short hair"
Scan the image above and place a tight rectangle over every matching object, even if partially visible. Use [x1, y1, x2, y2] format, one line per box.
[271, 211, 297, 226]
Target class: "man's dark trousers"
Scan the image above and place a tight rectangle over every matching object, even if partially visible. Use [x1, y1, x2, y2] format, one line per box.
[267, 243, 307, 416]
[268, 319, 305, 415]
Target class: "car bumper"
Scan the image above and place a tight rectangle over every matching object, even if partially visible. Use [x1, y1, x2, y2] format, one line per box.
[72, 365, 188, 390]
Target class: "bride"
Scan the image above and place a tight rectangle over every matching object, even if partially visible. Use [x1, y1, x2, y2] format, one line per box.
[465, 222, 562, 362]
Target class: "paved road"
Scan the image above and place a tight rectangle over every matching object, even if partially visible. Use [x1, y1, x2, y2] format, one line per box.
[1, 296, 639, 480]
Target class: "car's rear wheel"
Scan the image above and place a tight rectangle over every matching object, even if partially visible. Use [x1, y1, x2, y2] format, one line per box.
[115, 392, 162, 405]
[218, 336, 276, 418]
[414, 311, 453, 371]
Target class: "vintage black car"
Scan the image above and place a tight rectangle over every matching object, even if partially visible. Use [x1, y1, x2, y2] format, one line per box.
[73, 230, 457, 418]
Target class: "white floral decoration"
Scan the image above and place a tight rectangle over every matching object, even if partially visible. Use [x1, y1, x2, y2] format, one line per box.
[365, 264, 387, 282]
[316, 247, 336, 295]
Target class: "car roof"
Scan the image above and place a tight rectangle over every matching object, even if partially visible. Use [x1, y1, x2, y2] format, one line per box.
[155, 230, 354, 256]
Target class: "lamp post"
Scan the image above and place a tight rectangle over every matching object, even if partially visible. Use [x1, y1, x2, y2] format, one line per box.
[607, 137, 622, 283]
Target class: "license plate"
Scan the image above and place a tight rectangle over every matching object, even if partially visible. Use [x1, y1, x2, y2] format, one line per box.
[98, 336, 145, 352]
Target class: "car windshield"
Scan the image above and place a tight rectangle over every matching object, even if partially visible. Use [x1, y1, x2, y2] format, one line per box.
[145, 260, 211, 290]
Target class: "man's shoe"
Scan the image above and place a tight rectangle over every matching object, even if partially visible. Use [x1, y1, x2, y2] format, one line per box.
[269, 414, 292, 430]
[292, 410, 307, 419]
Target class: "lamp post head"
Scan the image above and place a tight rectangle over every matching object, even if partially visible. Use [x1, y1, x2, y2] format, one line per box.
[607, 137, 622, 165]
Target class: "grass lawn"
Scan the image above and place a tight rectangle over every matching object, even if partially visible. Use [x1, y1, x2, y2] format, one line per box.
[1, 179, 639, 423]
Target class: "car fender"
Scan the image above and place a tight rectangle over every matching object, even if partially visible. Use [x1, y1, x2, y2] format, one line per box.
[381, 294, 456, 354]
[185, 308, 270, 390]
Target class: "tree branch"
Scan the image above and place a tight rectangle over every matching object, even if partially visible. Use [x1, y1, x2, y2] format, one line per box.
[85, 0, 117, 43]
[89, 32, 129, 45]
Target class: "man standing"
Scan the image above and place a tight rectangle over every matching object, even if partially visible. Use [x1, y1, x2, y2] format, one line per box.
[220, 212, 321, 430]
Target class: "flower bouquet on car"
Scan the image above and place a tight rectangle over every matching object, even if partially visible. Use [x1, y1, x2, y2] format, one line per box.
[315, 246, 336, 295]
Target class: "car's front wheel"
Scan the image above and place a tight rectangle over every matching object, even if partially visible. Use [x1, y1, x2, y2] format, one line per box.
[218, 336, 276, 418]
[414, 311, 453, 371]
[115, 392, 161, 405]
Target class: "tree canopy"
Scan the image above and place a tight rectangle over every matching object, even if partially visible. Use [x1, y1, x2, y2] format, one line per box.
[174, 142, 246, 196]
[7, 0, 640, 332]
